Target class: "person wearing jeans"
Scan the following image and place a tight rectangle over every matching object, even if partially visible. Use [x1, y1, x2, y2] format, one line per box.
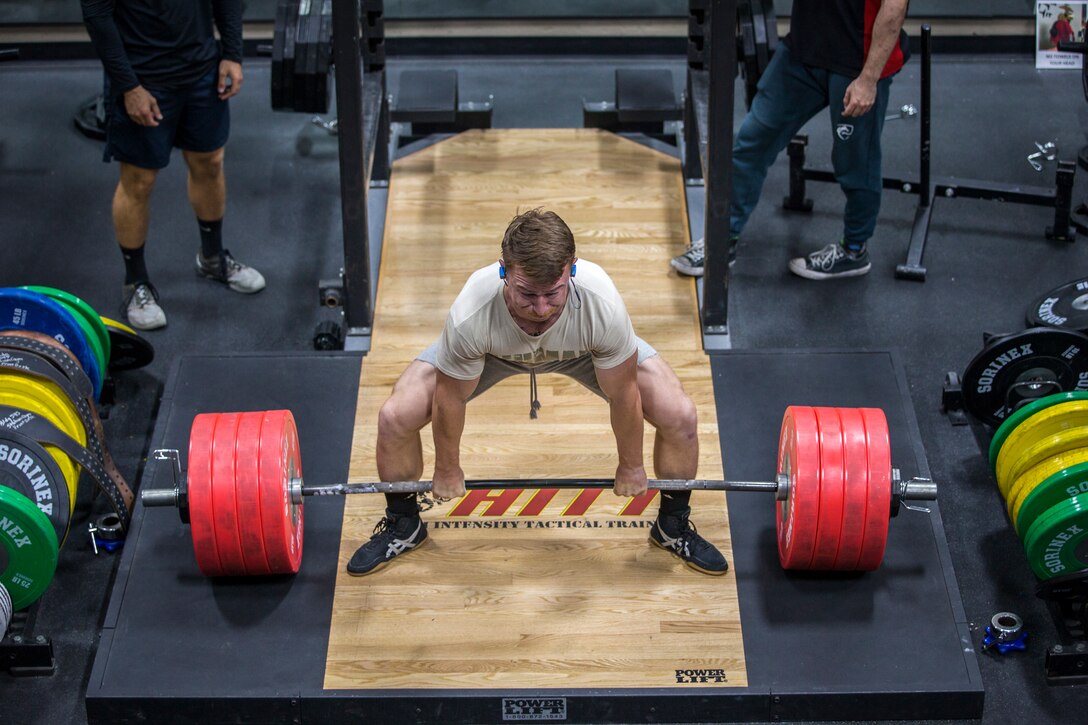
[671, 0, 910, 280]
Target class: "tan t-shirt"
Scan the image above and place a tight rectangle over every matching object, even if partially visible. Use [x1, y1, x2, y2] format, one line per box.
[437, 260, 637, 380]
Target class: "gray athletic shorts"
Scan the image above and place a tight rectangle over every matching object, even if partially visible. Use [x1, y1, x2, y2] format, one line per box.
[417, 337, 658, 400]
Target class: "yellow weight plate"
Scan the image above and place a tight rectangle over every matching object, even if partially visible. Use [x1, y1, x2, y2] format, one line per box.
[100, 316, 136, 336]
[0, 373, 87, 515]
[1000, 426, 1088, 507]
[0, 375, 83, 514]
[1007, 446, 1088, 531]
[994, 401, 1088, 496]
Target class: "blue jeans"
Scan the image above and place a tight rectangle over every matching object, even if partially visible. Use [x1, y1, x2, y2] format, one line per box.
[731, 43, 893, 246]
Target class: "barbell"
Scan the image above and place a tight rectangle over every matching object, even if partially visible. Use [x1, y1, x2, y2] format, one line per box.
[140, 407, 937, 577]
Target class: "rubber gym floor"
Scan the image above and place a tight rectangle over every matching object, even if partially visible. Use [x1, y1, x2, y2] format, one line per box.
[3, 46, 1088, 725]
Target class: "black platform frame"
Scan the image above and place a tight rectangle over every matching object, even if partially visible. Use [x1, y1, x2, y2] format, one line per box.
[84, 348, 982, 724]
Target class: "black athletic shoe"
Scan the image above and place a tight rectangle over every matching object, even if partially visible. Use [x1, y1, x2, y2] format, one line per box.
[669, 236, 738, 277]
[650, 512, 729, 575]
[788, 242, 870, 280]
[346, 512, 428, 576]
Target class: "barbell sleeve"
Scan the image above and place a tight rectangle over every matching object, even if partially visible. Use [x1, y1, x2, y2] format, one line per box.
[142, 487, 182, 508]
[898, 477, 937, 500]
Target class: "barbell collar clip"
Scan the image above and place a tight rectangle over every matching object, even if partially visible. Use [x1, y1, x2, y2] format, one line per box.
[146, 449, 189, 523]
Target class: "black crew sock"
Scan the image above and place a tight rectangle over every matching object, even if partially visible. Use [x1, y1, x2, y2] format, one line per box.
[657, 490, 692, 532]
[198, 218, 224, 260]
[385, 492, 421, 517]
[120, 244, 149, 286]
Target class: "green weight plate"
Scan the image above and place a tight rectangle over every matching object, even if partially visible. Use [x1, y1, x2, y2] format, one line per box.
[20, 288, 106, 393]
[100, 316, 154, 371]
[1007, 446, 1088, 529]
[1016, 462, 1088, 540]
[57, 300, 106, 389]
[23, 286, 110, 367]
[988, 391, 1088, 473]
[0, 486, 59, 611]
[1023, 492, 1088, 580]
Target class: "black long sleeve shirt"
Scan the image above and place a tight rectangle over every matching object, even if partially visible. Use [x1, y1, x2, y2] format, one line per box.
[81, 0, 243, 93]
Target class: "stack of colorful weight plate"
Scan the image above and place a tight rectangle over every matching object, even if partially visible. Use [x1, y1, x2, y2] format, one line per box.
[0, 285, 148, 616]
[0, 286, 109, 401]
[989, 392, 1088, 580]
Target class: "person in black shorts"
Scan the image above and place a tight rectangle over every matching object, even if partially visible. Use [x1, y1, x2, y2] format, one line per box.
[671, 0, 909, 281]
[82, 0, 265, 330]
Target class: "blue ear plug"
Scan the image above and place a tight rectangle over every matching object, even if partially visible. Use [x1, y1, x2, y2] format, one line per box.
[499, 265, 506, 279]
[571, 263, 576, 277]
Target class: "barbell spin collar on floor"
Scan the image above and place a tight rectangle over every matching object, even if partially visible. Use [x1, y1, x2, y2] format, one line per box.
[138, 407, 938, 577]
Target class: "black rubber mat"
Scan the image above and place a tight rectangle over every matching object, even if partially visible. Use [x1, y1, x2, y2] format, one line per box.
[86, 352, 361, 724]
[85, 349, 982, 723]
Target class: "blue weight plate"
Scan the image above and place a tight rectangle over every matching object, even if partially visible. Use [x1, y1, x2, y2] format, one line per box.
[0, 288, 102, 400]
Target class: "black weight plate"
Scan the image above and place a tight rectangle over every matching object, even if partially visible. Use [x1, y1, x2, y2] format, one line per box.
[270, 0, 289, 109]
[315, 0, 333, 114]
[1027, 277, 1088, 334]
[737, 2, 760, 109]
[962, 327, 1088, 427]
[283, 0, 298, 112]
[292, 2, 310, 113]
[0, 429, 71, 546]
[302, 0, 321, 114]
[758, 0, 778, 53]
[751, 0, 771, 77]
[296, 1, 313, 114]
[100, 317, 154, 371]
[305, 0, 322, 113]
[302, 0, 322, 113]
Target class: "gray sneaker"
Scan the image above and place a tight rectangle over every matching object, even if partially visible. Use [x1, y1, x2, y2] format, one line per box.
[788, 242, 871, 280]
[670, 237, 737, 277]
[196, 249, 266, 293]
[123, 282, 166, 331]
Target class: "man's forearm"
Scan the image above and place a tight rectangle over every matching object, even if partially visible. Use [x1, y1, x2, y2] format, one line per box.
[609, 394, 645, 470]
[859, 0, 908, 82]
[432, 380, 468, 474]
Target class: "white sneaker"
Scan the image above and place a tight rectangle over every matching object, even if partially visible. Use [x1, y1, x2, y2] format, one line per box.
[196, 250, 266, 294]
[123, 282, 166, 331]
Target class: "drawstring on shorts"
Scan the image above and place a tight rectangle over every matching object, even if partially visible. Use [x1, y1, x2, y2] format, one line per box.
[529, 369, 542, 419]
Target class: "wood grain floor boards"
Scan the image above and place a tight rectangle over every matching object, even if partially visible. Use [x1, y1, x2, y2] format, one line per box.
[326, 129, 747, 691]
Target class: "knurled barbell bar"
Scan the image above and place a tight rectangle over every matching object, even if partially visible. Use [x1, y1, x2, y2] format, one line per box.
[139, 407, 937, 577]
